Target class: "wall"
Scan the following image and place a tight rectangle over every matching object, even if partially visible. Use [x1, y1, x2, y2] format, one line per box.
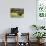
[0, 0, 36, 42]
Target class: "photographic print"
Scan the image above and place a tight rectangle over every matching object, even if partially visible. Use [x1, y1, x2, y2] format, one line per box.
[37, 0, 46, 18]
[10, 8, 24, 18]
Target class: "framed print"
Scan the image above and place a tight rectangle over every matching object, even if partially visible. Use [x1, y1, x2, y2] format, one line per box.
[37, 0, 46, 19]
[10, 8, 24, 18]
